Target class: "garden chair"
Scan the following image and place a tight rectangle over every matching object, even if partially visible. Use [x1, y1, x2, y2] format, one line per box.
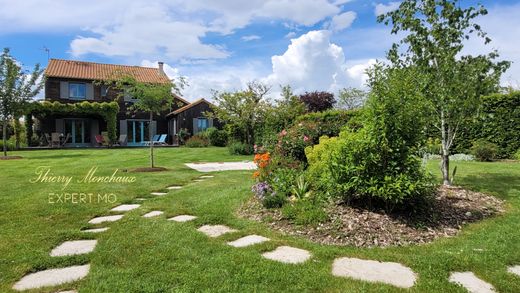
[153, 134, 167, 146]
[61, 133, 71, 147]
[44, 133, 52, 147]
[95, 135, 105, 146]
[144, 135, 160, 146]
[51, 133, 61, 148]
[115, 134, 127, 146]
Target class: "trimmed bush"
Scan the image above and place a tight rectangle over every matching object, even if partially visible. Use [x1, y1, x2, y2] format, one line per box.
[514, 149, 520, 160]
[206, 127, 228, 147]
[471, 140, 498, 161]
[185, 135, 209, 148]
[228, 141, 253, 155]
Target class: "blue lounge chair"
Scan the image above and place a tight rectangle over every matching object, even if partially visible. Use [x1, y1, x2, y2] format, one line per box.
[143, 134, 160, 146]
[153, 134, 167, 145]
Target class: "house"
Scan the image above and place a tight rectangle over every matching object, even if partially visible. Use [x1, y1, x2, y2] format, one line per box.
[36, 59, 217, 147]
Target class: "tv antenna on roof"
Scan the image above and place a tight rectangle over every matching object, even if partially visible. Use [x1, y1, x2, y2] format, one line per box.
[42, 46, 50, 61]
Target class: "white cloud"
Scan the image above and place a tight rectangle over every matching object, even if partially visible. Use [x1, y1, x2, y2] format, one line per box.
[285, 32, 297, 39]
[241, 35, 262, 41]
[265, 30, 373, 94]
[330, 11, 357, 32]
[374, 2, 401, 16]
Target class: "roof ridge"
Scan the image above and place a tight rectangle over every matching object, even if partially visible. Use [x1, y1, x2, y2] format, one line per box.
[49, 58, 158, 70]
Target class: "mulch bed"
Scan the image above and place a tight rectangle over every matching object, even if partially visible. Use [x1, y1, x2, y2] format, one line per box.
[238, 186, 505, 247]
[131, 167, 169, 172]
[0, 156, 23, 160]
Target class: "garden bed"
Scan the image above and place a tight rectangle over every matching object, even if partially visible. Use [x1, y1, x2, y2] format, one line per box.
[238, 186, 505, 247]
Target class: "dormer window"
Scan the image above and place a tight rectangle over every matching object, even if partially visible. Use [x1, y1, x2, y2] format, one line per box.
[69, 83, 86, 99]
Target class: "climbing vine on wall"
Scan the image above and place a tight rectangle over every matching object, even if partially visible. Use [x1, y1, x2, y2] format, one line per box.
[25, 101, 119, 143]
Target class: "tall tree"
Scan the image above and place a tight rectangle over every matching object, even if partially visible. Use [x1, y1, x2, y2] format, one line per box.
[337, 87, 367, 110]
[0, 48, 43, 157]
[378, 0, 510, 185]
[115, 76, 178, 168]
[210, 81, 270, 146]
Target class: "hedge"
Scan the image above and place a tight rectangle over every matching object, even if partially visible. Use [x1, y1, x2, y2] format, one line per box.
[25, 101, 120, 143]
[453, 91, 520, 158]
[295, 108, 362, 138]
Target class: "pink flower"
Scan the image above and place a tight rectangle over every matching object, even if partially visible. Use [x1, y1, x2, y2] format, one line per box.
[280, 129, 287, 136]
[303, 135, 309, 142]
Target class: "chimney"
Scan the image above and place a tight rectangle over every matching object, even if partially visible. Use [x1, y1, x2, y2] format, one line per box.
[158, 61, 165, 74]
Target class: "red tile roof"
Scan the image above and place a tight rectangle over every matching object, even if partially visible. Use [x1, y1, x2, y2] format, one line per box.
[45, 59, 171, 84]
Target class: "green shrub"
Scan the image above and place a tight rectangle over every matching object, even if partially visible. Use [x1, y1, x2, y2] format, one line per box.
[514, 149, 520, 160]
[228, 141, 253, 155]
[206, 127, 228, 147]
[305, 67, 435, 211]
[262, 193, 287, 209]
[471, 140, 498, 161]
[282, 200, 328, 226]
[267, 167, 300, 197]
[185, 135, 209, 148]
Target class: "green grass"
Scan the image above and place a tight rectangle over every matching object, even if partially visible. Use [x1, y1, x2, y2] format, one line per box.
[0, 148, 519, 292]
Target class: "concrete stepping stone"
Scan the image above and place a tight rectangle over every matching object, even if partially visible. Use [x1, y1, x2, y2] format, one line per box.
[167, 185, 182, 190]
[193, 179, 205, 182]
[332, 257, 416, 288]
[151, 192, 167, 196]
[168, 215, 197, 222]
[199, 175, 214, 178]
[135, 198, 147, 201]
[449, 272, 496, 293]
[197, 225, 237, 237]
[12, 264, 90, 291]
[111, 204, 140, 212]
[143, 211, 164, 218]
[82, 227, 109, 233]
[508, 265, 520, 277]
[50, 240, 97, 257]
[88, 215, 123, 224]
[262, 246, 311, 264]
[57, 290, 78, 293]
[228, 235, 269, 248]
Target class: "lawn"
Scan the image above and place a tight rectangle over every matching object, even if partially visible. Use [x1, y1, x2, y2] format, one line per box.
[0, 148, 519, 292]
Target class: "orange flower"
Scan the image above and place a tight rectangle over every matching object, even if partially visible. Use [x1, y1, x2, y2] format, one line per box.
[252, 171, 260, 178]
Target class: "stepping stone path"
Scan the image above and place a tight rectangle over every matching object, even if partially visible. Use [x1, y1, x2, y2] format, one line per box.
[262, 246, 311, 264]
[57, 290, 78, 293]
[82, 227, 109, 233]
[228, 235, 269, 248]
[197, 225, 237, 237]
[88, 215, 123, 224]
[143, 211, 164, 218]
[151, 192, 167, 196]
[193, 179, 205, 182]
[111, 204, 140, 212]
[50, 240, 97, 257]
[186, 162, 256, 172]
[449, 272, 496, 293]
[168, 215, 197, 222]
[332, 257, 416, 289]
[135, 198, 147, 201]
[508, 265, 520, 277]
[12, 264, 90, 291]
[199, 175, 214, 178]
[167, 185, 182, 190]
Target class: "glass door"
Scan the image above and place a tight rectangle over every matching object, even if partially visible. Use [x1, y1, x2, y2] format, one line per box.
[127, 120, 150, 145]
[64, 119, 90, 145]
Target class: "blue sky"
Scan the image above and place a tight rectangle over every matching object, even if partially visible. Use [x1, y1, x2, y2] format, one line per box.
[1, 0, 519, 101]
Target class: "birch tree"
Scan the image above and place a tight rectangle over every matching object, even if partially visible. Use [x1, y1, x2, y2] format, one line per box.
[378, 0, 510, 185]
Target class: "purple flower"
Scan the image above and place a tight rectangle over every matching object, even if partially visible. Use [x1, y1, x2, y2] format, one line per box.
[251, 182, 273, 199]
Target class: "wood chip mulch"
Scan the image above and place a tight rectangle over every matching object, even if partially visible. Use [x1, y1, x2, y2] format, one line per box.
[237, 186, 505, 247]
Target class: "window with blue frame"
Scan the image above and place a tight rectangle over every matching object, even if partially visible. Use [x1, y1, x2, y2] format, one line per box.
[197, 118, 209, 131]
[69, 83, 86, 99]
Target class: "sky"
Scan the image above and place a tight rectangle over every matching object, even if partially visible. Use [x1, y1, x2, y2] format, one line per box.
[1, 0, 519, 101]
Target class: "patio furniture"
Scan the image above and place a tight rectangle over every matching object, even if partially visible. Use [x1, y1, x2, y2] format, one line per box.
[153, 134, 168, 146]
[143, 135, 160, 146]
[44, 133, 52, 147]
[51, 133, 61, 148]
[95, 135, 105, 146]
[116, 134, 127, 146]
[61, 133, 71, 147]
